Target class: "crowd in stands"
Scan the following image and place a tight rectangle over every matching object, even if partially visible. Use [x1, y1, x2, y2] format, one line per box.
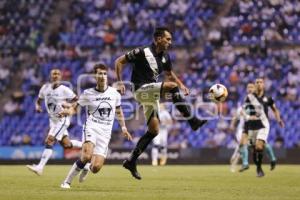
[0, 0, 299, 149]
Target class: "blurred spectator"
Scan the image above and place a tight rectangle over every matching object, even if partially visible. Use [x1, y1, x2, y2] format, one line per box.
[10, 133, 23, 146]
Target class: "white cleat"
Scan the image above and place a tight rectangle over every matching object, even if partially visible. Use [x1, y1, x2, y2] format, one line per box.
[26, 165, 43, 176]
[60, 182, 71, 189]
[79, 169, 89, 183]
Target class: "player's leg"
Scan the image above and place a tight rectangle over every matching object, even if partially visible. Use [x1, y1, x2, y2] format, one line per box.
[159, 130, 168, 166]
[162, 82, 206, 130]
[27, 135, 55, 175]
[151, 135, 160, 166]
[254, 138, 265, 177]
[61, 141, 94, 188]
[79, 134, 110, 182]
[265, 143, 276, 170]
[60, 135, 82, 149]
[239, 133, 249, 172]
[123, 113, 159, 180]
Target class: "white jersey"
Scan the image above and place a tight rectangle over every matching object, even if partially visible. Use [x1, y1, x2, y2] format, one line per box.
[38, 83, 76, 124]
[78, 86, 121, 138]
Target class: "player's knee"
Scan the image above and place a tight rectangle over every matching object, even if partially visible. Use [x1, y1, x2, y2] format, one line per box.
[61, 142, 72, 149]
[90, 165, 101, 174]
[45, 137, 55, 146]
[81, 154, 92, 163]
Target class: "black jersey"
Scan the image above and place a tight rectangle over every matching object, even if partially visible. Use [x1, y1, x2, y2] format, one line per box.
[125, 44, 172, 90]
[243, 93, 274, 132]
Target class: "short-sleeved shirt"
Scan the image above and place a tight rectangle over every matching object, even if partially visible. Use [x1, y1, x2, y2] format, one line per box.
[78, 86, 121, 137]
[38, 83, 76, 122]
[243, 93, 274, 131]
[125, 43, 172, 90]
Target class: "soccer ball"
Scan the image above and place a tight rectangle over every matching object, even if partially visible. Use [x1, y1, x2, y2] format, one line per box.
[208, 84, 228, 103]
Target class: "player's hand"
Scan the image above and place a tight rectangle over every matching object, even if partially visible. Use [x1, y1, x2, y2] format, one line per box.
[278, 120, 285, 128]
[58, 109, 71, 118]
[35, 104, 42, 113]
[121, 127, 133, 141]
[180, 85, 190, 96]
[118, 82, 126, 95]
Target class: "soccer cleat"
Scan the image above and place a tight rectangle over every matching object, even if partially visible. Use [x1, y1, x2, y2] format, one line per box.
[239, 165, 249, 172]
[189, 117, 207, 131]
[79, 169, 89, 183]
[270, 160, 276, 171]
[60, 182, 71, 189]
[256, 167, 265, 177]
[123, 159, 142, 180]
[26, 165, 43, 176]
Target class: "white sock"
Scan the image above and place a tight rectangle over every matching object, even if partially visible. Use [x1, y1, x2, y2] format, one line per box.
[37, 148, 53, 169]
[64, 162, 82, 184]
[151, 147, 159, 163]
[71, 140, 82, 148]
[84, 163, 91, 171]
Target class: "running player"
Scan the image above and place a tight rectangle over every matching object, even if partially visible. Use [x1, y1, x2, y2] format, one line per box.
[151, 103, 172, 166]
[60, 64, 132, 189]
[115, 27, 207, 179]
[244, 78, 284, 177]
[26, 69, 82, 175]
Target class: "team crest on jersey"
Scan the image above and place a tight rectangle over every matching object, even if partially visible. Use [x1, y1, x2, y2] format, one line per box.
[134, 48, 140, 54]
[263, 97, 268, 102]
[93, 101, 113, 121]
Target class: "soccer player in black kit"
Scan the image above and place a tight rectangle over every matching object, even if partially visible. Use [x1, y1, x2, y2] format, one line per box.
[115, 27, 207, 180]
[244, 78, 284, 177]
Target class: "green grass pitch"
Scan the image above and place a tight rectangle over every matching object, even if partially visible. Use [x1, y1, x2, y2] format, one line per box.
[0, 165, 299, 200]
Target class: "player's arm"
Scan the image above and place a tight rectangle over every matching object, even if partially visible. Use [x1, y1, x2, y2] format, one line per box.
[115, 106, 133, 141]
[270, 103, 285, 128]
[115, 55, 128, 95]
[35, 97, 43, 113]
[58, 102, 79, 117]
[164, 70, 190, 96]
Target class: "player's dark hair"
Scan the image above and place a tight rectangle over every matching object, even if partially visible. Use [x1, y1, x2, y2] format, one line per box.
[93, 63, 108, 73]
[153, 27, 171, 39]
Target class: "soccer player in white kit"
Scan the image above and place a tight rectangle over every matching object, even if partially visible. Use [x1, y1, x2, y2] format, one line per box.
[151, 103, 172, 166]
[229, 105, 246, 172]
[60, 64, 132, 189]
[26, 69, 82, 175]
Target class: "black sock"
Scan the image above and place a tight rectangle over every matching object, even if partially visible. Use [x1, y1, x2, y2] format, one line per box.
[76, 159, 86, 169]
[257, 150, 263, 168]
[170, 87, 191, 118]
[129, 131, 156, 163]
[253, 150, 258, 165]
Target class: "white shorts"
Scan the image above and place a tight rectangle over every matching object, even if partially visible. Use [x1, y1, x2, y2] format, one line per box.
[48, 118, 69, 141]
[153, 129, 168, 147]
[248, 125, 270, 144]
[83, 126, 110, 158]
[134, 82, 162, 124]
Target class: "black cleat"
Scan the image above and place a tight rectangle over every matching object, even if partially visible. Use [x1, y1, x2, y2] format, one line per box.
[123, 159, 142, 180]
[239, 165, 249, 172]
[270, 160, 276, 171]
[256, 167, 265, 177]
[189, 118, 207, 131]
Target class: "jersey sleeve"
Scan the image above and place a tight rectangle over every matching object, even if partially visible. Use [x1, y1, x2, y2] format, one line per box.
[163, 54, 172, 71]
[38, 84, 46, 99]
[268, 97, 275, 107]
[63, 86, 77, 100]
[78, 91, 90, 107]
[125, 48, 144, 63]
[115, 91, 121, 107]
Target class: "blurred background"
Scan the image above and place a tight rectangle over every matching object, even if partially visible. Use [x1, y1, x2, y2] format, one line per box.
[0, 0, 299, 164]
